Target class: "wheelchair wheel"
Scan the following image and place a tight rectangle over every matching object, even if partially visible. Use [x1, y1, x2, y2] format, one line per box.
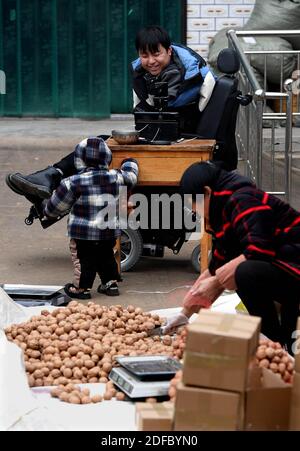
[191, 244, 201, 273]
[120, 229, 143, 272]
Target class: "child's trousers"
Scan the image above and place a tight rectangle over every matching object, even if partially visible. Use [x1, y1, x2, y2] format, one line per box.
[69, 238, 120, 289]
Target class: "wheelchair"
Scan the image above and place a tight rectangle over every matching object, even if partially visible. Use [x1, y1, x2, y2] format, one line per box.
[120, 48, 252, 272]
[24, 48, 251, 273]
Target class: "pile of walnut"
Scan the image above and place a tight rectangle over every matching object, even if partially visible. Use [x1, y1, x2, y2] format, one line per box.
[168, 370, 182, 402]
[4, 301, 177, 388]
[50, 380, 125, 404]
[254, 339, 295, 383]
[171, 326, 187, 360]
[167, 327, 187, 403]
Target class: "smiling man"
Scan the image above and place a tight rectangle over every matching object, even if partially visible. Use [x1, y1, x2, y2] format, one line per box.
[132, 26, 215, 132]
[6, 26, 215, 202]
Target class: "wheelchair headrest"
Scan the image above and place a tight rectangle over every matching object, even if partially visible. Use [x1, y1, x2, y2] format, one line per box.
[217, 48, 240, 74]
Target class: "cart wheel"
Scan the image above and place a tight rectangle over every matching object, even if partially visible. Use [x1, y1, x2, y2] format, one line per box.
[191, 244, 201, 273]
[24, 216, 33, 226]
[120, 229, 143, 272]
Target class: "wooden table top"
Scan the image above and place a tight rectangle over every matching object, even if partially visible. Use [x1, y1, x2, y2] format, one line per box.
[106, 138, 216, 153]
[107, 138, 215, 185]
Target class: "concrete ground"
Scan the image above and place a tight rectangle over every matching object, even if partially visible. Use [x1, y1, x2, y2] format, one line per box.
[0, 117, 198, 311]
[1, 116, 299, 311]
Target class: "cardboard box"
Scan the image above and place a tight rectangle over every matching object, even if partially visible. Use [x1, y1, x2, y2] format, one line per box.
[135, 401, 173, 424]
[174, 382, 242, 431]
[290, 372, 300, 430]
[136, 402, 174, 431]
[293, 317, 300, 373]
[272, 95, 299, 125]
[183, 311, 261, 392]
[244, 367, 291, 431]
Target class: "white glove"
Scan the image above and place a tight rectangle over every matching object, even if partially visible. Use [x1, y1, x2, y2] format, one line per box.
[161, 313, 189, 335]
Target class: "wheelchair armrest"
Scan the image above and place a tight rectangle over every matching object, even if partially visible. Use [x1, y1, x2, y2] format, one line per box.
[236, 94, 252, 106]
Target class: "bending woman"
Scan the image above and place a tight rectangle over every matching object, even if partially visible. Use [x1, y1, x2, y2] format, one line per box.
[163, 161, 300, 354]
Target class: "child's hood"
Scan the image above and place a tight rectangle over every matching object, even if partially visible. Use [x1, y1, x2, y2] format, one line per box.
[74, 137, 112, 171]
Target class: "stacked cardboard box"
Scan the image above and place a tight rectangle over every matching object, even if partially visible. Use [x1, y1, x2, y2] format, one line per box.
[135, 402, 174, 431]
[174, 310, 292, 431]
[174, 310, 261, 431]
[182, 310, 261, 392]
[245, 367, 291, 431]
[174, 382, 242, 431]
[289, 317, 300, 430]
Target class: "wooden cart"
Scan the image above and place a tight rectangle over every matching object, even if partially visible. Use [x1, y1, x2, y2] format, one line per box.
[107, 138, 215, 273]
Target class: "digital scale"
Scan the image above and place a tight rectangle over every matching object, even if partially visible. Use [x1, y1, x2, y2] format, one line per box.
[109, 355, 182, 399]
[0, 284, 70, 307]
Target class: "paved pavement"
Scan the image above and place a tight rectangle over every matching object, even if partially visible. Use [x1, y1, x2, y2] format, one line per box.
[0, 115, 134, 152]
[0, 116, 199, 311]
[0, 116, 299, 310]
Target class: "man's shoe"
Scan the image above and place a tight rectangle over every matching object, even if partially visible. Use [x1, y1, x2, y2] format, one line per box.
[6, 166, 62, 199]
[97, 281, 119, 296]
[5, 174, 26, 195]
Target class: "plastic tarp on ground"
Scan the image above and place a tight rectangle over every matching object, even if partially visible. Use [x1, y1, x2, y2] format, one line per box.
[0, 287, 241, 431]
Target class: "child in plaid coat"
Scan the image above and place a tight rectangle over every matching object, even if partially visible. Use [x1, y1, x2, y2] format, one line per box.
[44, 137, 138, 298]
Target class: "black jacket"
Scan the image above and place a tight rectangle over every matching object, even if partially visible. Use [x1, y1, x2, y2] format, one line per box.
[208, 171, 300, 280]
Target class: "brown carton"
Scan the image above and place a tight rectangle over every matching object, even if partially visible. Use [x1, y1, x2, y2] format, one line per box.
[174, 382, 243, 431]
[136, 402, 174, 431]
[289, 372, 300, 430]
[244, 367, 291, 431]
[183, 311, 261, 392]
[135, 401, 173, 424]
[293, 317, 300, 373]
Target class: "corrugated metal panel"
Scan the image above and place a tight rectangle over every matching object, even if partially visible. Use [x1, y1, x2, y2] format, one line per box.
[56, 0, 110, 117]
[1, 0, 20, 115]
[20, 0, 53, 115]
[110, 0, 184, 113]
[0, 0, 184, 117]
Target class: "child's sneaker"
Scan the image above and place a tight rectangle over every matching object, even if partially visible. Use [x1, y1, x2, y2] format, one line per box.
[64, 283, 91, 300]
[97, 280, 119, 296]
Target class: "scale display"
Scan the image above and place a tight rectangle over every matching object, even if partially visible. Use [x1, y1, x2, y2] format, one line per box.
[109, 366, 171, 399]
[1, 284, 63, 299]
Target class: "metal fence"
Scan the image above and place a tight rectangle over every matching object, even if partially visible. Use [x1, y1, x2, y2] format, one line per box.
[227, 30, 300, 208]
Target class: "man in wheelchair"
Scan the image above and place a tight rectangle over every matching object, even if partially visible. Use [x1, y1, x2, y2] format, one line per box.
[6, 25, 217, 202]
[5, 26, 250, 271]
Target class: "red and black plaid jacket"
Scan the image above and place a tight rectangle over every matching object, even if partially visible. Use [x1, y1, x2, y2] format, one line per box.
[208, 175, 300, 280]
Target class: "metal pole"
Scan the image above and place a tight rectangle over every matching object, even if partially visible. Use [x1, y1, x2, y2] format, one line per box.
[284, 79, 293, 203]
[236, 30, 300, 38]
[227, 29, 264, 96]
[256, 101, 264, 188]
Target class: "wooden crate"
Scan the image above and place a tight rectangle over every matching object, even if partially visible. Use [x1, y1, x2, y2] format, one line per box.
[107, 138, 215, 185]
[107, 138, 215, 272]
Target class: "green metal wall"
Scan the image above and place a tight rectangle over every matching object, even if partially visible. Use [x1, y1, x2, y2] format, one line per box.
[0, 0, 184, 117]
[109, 0, 184, 113]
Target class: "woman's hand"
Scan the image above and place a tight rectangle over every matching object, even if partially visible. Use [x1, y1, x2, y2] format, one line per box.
[215, 254, 246, 290]
[188, 268, 211, 292]
[183, 275, 224, 309]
